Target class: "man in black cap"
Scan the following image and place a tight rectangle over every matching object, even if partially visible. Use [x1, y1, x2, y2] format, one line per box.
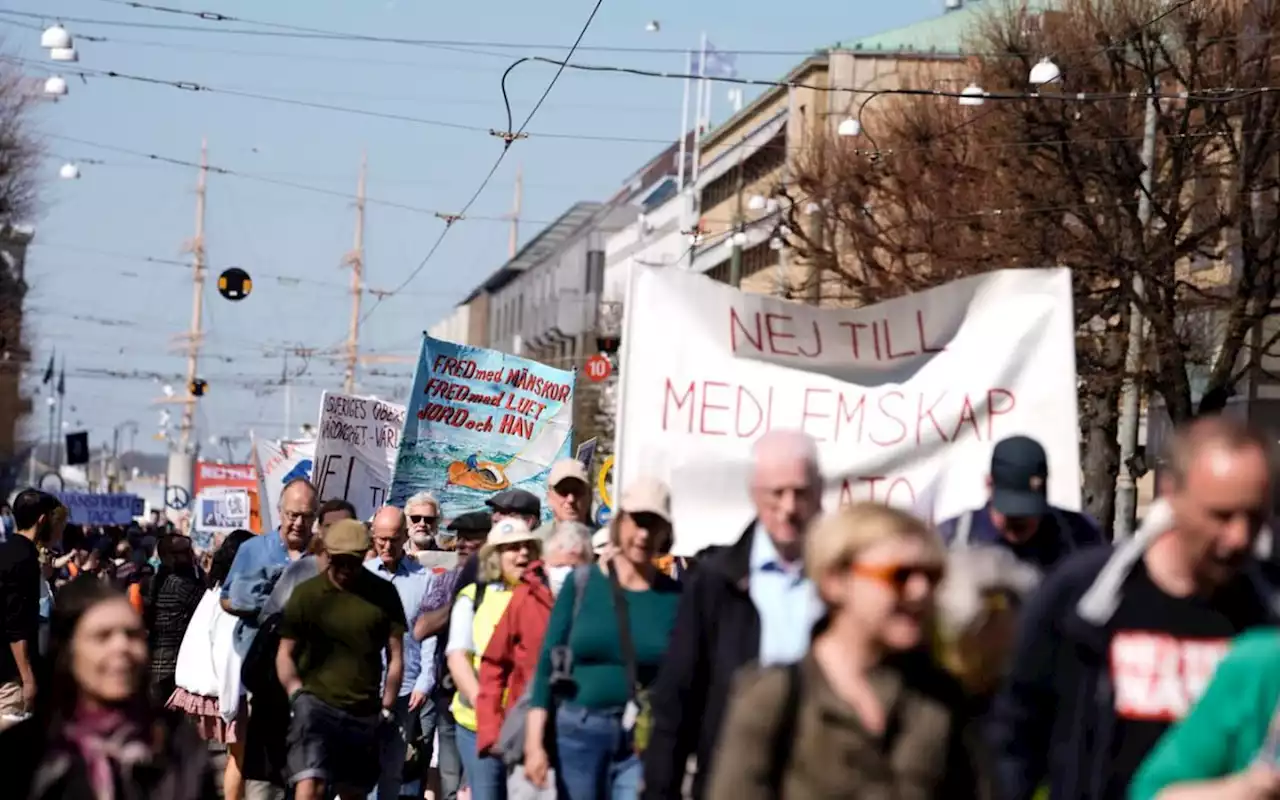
[937, 434, 1104, 573]
[411, 510, 489, 800]
[484, 489, 541, 533]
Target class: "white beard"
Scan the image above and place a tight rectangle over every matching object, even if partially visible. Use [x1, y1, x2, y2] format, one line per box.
[410, 533, 433, 550]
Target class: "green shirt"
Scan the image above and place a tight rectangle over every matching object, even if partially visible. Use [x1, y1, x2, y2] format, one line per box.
[280, 570, 408, 716]
[1129, 629, 1280, 800]
[530, 565, 680, 711]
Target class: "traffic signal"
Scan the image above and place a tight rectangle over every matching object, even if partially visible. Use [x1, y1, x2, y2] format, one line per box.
[190, 378, 208, 397]
[597, 335, 620, 355]
[218, 267, 252, 301]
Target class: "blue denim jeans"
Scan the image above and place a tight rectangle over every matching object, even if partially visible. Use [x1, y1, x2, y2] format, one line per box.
[455, 724, 507, 800]
[553, 704, 641, 800]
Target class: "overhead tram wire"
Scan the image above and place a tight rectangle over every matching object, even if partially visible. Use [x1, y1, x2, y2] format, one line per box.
[352, 0, 607, 334]
[12, 0, 1256, 61]
[64, 2, 825, 57]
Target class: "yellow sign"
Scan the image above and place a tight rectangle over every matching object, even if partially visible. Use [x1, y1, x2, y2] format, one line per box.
[597, 454, 614, 510]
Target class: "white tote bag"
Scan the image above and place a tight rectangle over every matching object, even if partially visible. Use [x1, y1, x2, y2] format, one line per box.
[173, 588, 224, 697]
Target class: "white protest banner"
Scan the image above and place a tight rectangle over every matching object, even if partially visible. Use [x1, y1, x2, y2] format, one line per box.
[616, 267, 1080, 555]
[253, 436, 316, 532]
[56, 492, 145, 525]
[313, 392, 404, 522]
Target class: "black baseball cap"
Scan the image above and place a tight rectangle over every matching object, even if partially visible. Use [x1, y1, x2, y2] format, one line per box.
[485, 488, 541, 518]
[990, 435, 1050, 518]
[446, 511, 492, 536]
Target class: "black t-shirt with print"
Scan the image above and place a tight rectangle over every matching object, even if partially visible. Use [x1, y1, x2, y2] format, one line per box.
[1101, 560, 1268, 800]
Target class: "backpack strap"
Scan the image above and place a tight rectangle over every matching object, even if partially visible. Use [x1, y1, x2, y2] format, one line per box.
[953, 511, 973, 549]
[474, 581, 487, 613]
[768, 661, 803, 791]
[571, 564, 591, 624]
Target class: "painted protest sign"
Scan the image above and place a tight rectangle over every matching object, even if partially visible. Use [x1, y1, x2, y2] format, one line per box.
[312, 392, 403, 522]
[615, 267, 1081, 555]
[389, 336, 575, 520]
[253, 437, 315, 532]
[193, 462, 262, 533]
[57, 492, 144, 525]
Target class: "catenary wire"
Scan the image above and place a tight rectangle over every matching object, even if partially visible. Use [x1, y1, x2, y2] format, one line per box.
[352, 0, 607, 335]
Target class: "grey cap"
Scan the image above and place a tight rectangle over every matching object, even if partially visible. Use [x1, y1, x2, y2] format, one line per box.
[485, 488, 541, 518]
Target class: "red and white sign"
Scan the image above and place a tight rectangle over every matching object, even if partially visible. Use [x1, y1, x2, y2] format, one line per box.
[585, 353, 613, 383]
[615, 267, 1081, 555]
[1110, 631, 1230, 722]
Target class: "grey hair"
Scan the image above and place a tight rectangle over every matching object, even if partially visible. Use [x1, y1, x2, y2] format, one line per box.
[935, 545, 1041, 642]
[545, 521, 593, 559]
[278, 477, 317, 508]
[404, 491, 440, 513]
[751, 430, 821, 484]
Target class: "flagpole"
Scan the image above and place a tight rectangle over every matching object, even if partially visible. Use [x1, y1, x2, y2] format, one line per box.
[690, 32, 708, 188]
[55, 359, 65, 469]
[677, 50, 691, 192]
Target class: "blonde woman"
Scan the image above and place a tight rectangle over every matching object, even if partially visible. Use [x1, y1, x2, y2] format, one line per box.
[446, 517, 542, 800]
[707, 502, 990, 800]
[934, 545, 1040, 717]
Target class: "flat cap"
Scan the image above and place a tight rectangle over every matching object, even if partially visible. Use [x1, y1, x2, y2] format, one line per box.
[484, 488, 541, 517]
[447, 510, 492, 534]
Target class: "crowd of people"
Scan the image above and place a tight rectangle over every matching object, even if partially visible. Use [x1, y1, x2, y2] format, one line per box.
[0, 416, 1277, 799]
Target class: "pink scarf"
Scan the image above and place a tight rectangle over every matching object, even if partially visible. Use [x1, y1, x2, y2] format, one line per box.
[59, 706, 153, 800]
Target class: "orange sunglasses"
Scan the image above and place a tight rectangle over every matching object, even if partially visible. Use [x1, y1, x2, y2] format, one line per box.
[850, 561, 946, 590]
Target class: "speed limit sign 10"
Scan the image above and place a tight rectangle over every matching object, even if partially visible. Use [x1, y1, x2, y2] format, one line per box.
[585, 353, 613, 383]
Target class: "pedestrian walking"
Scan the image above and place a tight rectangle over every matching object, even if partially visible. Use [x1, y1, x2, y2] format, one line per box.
[477, 520, 592, 793]
[278, 518, 407, 800]
[524, 477, 681, 800]
[413, 511, 491, 800]
[0, 489, 65, 726]
[0, 577, 219, 799]
[448, 517, 543, 800]
[990, 416, 1280, 800]
[937, 435, 1105, 573]
[146, 533, 204, 707]
[643, 430, 825, 800]
[707, 503, 990, 800]
[366, 506, 435, 800]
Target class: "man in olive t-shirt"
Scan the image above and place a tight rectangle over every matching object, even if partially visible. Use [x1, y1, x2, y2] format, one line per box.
[278, 519, 407, 800]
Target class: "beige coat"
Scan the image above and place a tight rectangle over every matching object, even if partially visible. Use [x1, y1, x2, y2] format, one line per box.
[707, 652, 991, 800]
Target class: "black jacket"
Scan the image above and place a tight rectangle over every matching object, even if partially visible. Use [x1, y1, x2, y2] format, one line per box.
[0, 711, 218, 800]
[988, 518, 1280, 800]
[643, 523, 763, 800]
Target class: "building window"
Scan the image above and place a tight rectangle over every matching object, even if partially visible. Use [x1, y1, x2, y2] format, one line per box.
[697, 131, 787, 214]
[704, 241, 779, 285]
[586, 250, 605, 294]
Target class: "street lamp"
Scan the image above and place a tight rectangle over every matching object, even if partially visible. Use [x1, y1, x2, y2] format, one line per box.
[58, 163, 81, 180]
[747, 194, 768, 212]
[959, 83, 986, 106]
[43, 76, 68, 98]
[40, 24, 71, 50]
[1029, 57, 1061, 86]
[837, 118, 861, 137]
[50, 47, 79, 63]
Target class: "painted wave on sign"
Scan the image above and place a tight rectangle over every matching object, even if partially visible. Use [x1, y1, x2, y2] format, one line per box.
[391, 439, 559, 523]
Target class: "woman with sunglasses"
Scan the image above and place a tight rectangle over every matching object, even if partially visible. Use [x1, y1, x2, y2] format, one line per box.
[707, 502, 991, 800]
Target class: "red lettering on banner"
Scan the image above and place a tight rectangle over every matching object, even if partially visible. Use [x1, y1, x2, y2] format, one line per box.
[838, 475, 919, 506]
[1109, 632, 1230, 722]
[987, 389, 1016, 439]
[659, 379, 1019, 445]
[700, 381, 731, 436]
[731, 308, 943, 361]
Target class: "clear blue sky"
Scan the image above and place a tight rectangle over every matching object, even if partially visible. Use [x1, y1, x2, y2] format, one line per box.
[10, 0, 947, 458]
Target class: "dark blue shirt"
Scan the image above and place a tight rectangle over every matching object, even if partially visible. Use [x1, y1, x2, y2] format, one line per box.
[937, 503, 1105, 574]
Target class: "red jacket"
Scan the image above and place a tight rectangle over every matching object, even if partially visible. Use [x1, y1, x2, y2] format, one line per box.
[476, 561, 555, 754]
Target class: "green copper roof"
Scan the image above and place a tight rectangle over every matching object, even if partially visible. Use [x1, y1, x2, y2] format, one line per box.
[835, 0, 1056, 56]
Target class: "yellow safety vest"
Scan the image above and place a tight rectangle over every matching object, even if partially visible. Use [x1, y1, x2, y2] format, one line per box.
[451, 582, 513, 732]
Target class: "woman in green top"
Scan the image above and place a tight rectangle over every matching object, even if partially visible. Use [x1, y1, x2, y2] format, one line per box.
[1130, 629, 1280, 800]
[523, 477, 682, 800]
